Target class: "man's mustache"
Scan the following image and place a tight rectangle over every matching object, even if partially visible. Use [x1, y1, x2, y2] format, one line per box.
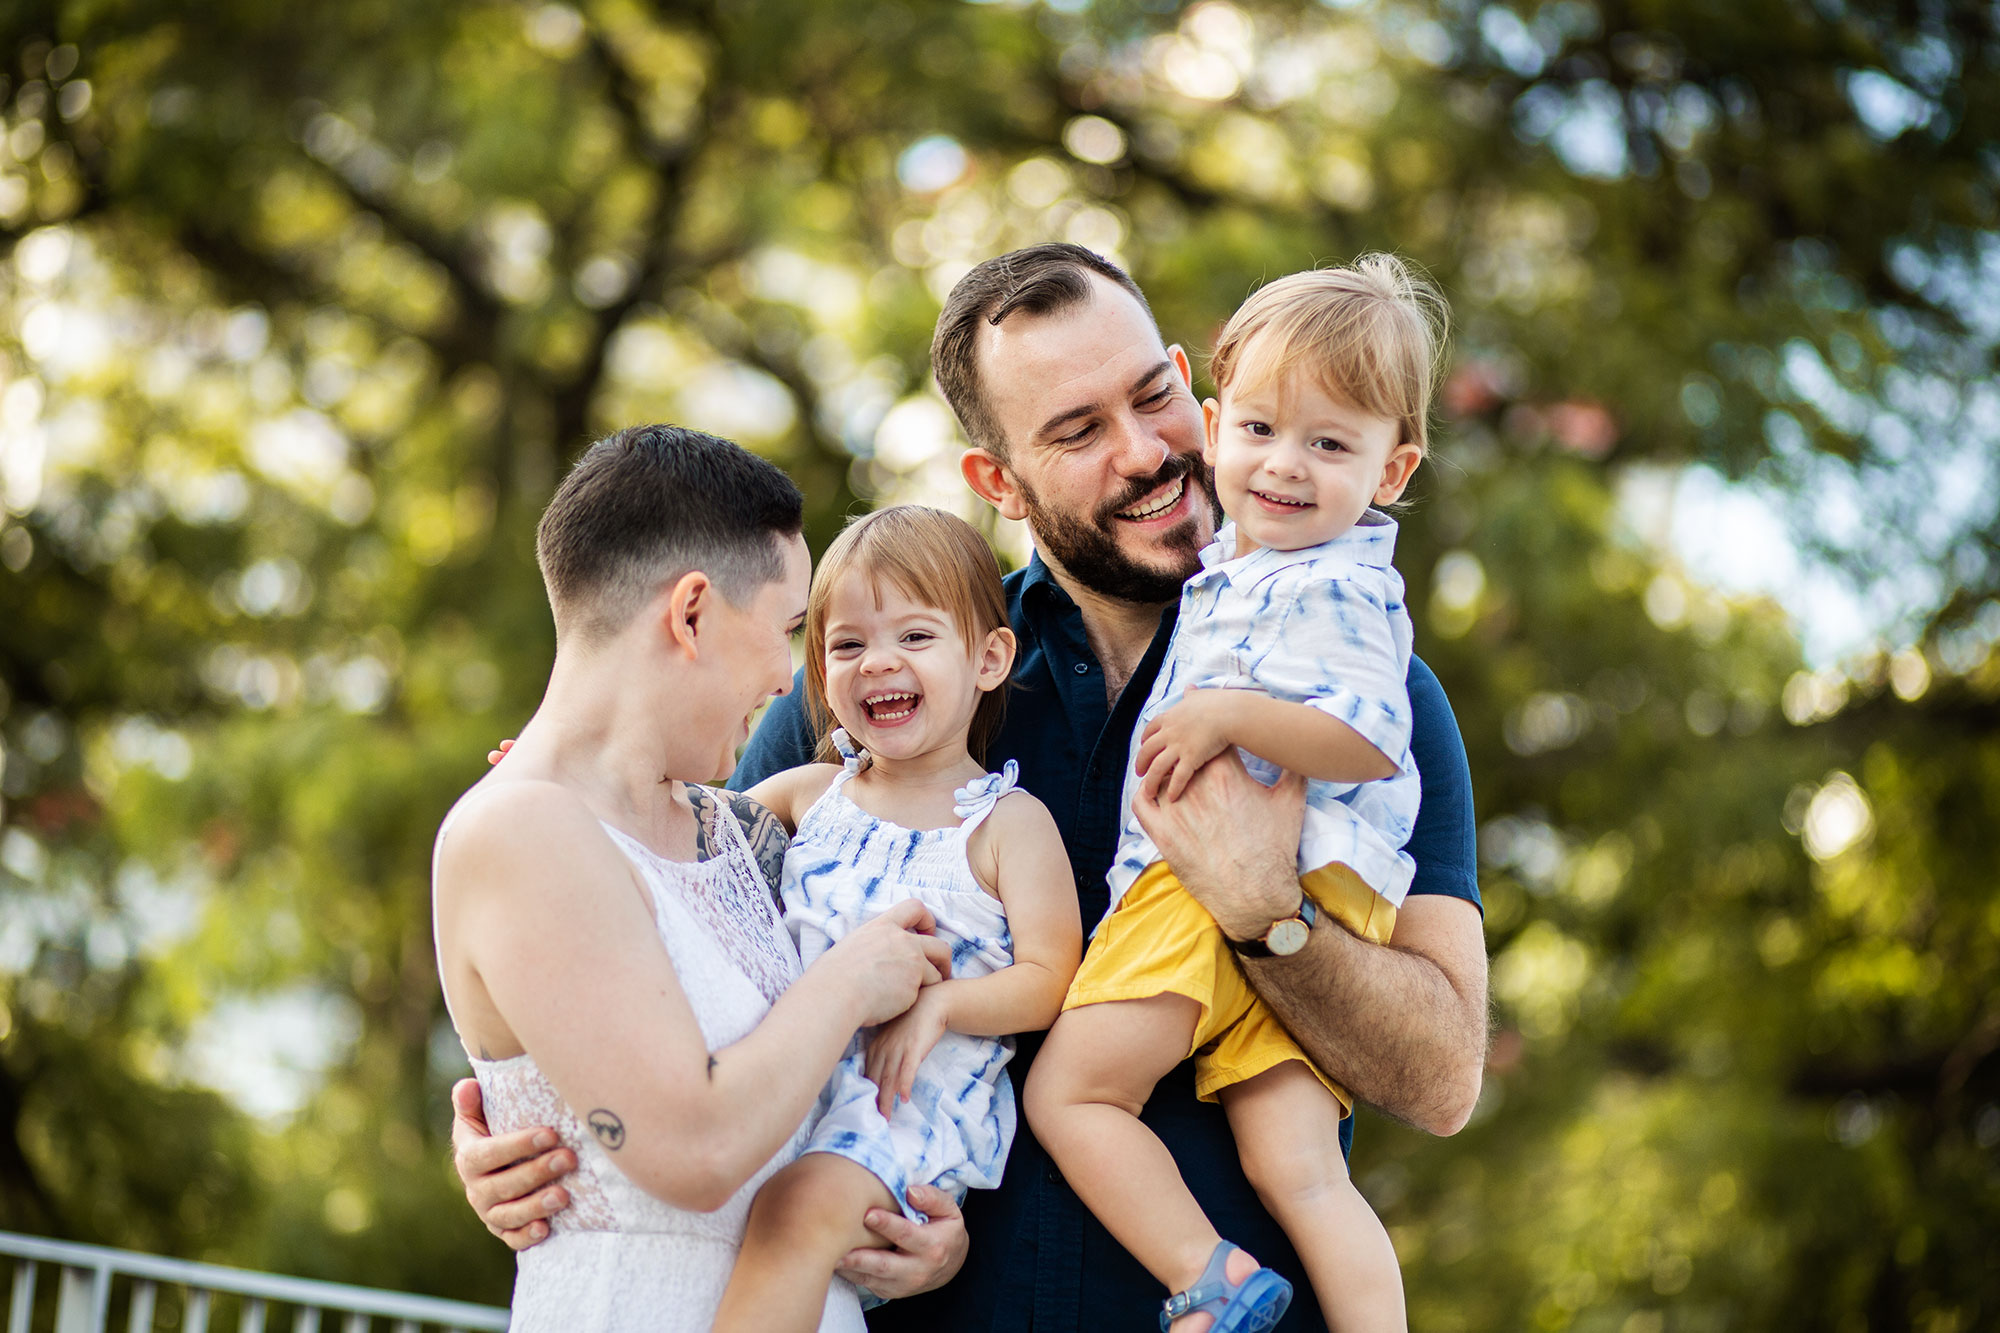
[1094, 451, 1211, 525]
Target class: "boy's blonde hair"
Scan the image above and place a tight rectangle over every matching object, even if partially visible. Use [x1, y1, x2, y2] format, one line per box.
[1209, 254, 1450, 458]
[804, 505, 1012, 765]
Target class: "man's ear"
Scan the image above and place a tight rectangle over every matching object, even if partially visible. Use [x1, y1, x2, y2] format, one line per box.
[660, 569, 713, 658]
[961, 448, 1028, 522]
[1374, 443, 1424, 506]
[1201, 397, 1222, 466]
[975, 626, 1018, 693]
[1167, 343, 1195, 390]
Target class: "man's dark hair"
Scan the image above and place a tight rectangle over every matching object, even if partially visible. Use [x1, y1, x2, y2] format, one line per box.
[535, 424, 804, 645]
[930, 243, 1156, 457]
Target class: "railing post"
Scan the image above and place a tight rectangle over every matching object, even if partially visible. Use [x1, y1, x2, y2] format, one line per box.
[288, 1307, 320, 1333]
[239, 1296, 266, 1333]
[127, 1280, 156, 1333]
[339, 1312, 366, 1333]
[8, 1260, 37, 1333]
[184, 1287, 211, 1333]
[55, 1263, 108, 1333]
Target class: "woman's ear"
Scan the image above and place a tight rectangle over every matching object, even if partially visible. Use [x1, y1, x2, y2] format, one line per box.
[975, 626, 1017, 692]
[660, 569, 713, 658]
[961, 449, 1028, 522]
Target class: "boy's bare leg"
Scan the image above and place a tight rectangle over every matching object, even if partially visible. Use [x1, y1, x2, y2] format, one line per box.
[713, 1151, 897, 1333]
[1025, 996, 1266, 1332]
[1220, 1062, 1407, 1332]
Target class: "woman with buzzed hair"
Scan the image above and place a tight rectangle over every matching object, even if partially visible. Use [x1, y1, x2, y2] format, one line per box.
[432, 425, 953, 1331]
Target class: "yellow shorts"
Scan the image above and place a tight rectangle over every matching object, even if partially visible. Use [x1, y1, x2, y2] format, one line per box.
[1062, 859, 1397, 1110]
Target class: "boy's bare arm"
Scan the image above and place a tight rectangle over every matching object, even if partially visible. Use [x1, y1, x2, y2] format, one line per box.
[1130, 754, 1487, 1135]
[1136, 688, 1396, 802]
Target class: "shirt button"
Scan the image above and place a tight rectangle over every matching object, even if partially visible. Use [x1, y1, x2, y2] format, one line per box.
[1073, 663, 1089, 675]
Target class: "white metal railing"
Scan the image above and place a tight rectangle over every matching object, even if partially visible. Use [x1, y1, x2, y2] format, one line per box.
[0, 1231, 509, 1333]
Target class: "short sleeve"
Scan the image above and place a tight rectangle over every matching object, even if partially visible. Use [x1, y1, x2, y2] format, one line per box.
[1404, 656, 1480, 910]
[1251, 570, 1412, 762]
[727, 667, 817, 791]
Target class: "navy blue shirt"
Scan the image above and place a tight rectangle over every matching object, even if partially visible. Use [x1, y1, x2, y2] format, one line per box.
[732, 554, 1480, 1333]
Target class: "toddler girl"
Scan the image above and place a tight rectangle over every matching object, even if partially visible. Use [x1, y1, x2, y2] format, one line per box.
[714, 504, 1083, 1332]
[1026, 256, 1446, 1333]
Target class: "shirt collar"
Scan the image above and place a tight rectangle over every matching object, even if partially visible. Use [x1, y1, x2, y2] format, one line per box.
[1019, 551, 1072, 608]
[1195, 510, 1400, 582]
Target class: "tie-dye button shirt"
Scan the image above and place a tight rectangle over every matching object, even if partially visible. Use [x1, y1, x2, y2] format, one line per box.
[1104, 510, 1419, 919]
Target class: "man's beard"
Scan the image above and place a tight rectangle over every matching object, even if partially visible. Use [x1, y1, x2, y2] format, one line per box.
[1019, 452, 1221, 605]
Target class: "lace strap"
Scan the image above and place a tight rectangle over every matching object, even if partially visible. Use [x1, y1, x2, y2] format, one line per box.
[694, 787, 783, 918]
[952, 759, 1020, 839]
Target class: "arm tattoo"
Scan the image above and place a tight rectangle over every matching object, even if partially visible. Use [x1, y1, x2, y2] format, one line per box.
[707, 1055, 719, 1080]
[721, 790, 792, 907]
[586, 1109, 626, 1151]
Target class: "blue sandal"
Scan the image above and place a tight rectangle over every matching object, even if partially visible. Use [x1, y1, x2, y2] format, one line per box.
[1159, 1241, 1294, 1332]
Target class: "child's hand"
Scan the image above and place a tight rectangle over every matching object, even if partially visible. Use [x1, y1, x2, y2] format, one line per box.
[865, 986, 951, 1117]
[487, 738, 515, 766]
[1134, 687, 1240, 802]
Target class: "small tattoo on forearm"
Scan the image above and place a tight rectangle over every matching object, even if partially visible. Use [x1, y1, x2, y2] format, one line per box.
[586, 1109, 626, 1150]
[707, 1055, 719, 1080]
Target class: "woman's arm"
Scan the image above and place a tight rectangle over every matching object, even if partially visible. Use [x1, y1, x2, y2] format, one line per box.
[866, 793, 1082, 1111]
[441, 781, 951, 1211]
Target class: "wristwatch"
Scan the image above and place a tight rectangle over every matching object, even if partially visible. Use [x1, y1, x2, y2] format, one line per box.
[1229, 894, 1319, 958]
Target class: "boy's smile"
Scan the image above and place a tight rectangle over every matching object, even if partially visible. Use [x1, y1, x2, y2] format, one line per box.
[1203, 369, 1421, 555]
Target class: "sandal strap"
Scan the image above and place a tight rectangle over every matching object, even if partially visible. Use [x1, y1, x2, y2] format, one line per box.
[1160, 1241, 1245, 1327]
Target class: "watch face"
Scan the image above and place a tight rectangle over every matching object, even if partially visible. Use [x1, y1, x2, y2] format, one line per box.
[1267, 916, 1311, 956]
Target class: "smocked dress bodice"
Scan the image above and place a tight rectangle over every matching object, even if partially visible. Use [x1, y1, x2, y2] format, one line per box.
[780, 738, 1022, 1218]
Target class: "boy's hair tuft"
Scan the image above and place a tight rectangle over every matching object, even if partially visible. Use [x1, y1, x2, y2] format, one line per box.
[1209, 254, 1450, 460]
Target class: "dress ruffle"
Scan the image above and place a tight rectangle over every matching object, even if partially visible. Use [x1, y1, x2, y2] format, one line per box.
[829, 727, 872, 774]
[952, 759, 1020, 820]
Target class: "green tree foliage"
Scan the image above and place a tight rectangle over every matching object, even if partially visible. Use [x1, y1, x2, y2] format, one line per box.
[0, 0, 1993, 1325]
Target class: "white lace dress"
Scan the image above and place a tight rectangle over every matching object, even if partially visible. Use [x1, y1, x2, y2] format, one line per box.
[448, 789, 865, 1332]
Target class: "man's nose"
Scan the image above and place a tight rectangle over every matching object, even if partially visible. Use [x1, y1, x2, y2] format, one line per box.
[1107, 415, 1171, 476]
